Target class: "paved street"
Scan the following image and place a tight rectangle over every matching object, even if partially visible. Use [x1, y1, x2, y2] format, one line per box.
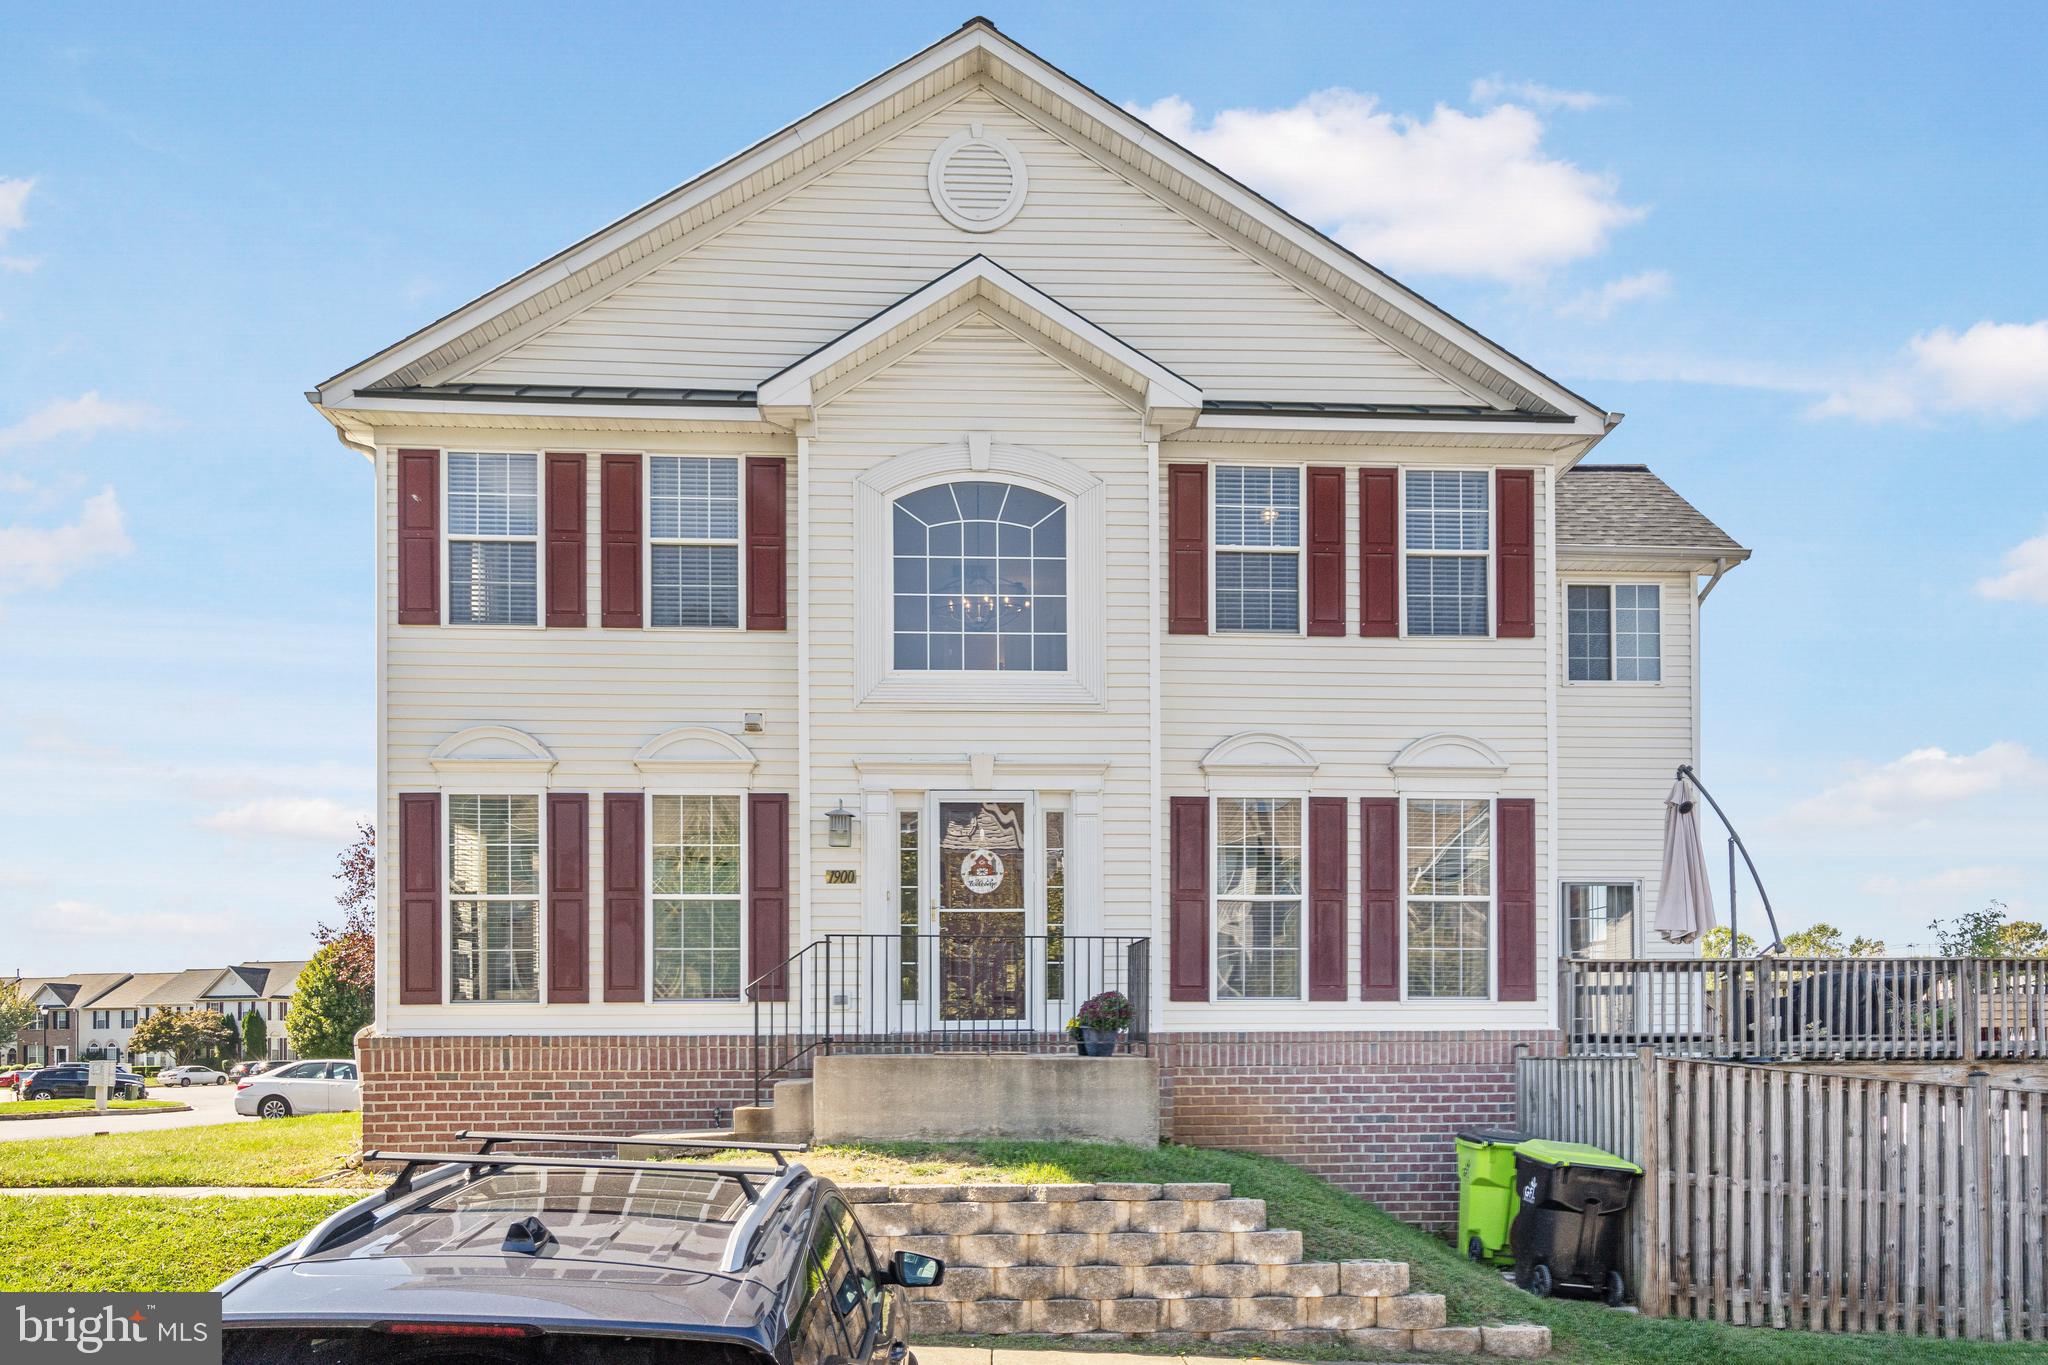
[0, 1079, 254, 1141]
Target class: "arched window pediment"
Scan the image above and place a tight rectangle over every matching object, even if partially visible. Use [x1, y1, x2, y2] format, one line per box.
[429, 725, 556, 775]
[633, 726, 759, 778]
[1388, 731, 1509, 777]
[1200, 731, 1320, 780]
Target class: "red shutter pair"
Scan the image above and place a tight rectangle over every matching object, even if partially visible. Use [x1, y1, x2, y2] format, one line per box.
[394, 791, 793, 1005]
[1167, 796, 1536, 1003]
[1165, 464, 1535, 638]
[395, 449, 787, 630]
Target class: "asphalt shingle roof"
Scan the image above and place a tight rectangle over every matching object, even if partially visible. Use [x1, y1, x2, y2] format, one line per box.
[1558, 464, 1747, 558]
[90, 973, 180, 1010]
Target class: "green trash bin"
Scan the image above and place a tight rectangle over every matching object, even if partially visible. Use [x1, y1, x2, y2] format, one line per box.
[1454, 1128, 1527, 1265]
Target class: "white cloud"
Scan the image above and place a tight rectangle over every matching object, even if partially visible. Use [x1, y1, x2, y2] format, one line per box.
[45, 898, 237, 939]
[1557, 269, 1672, 320]
[1130, 90, 1643, 283]
[200, 796, 370, 843]
[0, 392, 165, 452]
[1470, 77, 1618, 112]
[1861, 866, 2017, 898]
[0, 486, 133, 597]
[1811, 320, 2048, 423]
[1976, 528, 2048, 605]
[0, 177, 36, 273]
[1787, 741, 2048, 827]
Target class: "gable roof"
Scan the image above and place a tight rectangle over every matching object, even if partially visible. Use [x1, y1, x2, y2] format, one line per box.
[314, 18, 1610, 437]
[1558, 465, 1748, 562]
[141, 969, 232, 1008]
[233, 961, 309, 997]
[89, 973, 180, 1011]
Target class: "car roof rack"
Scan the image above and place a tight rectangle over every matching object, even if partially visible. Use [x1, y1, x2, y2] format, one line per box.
[454, 1129, 809, 1170]
[362, 1149, 794, 1200]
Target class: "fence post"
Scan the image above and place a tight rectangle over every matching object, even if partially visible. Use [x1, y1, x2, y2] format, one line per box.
[1635, 1045, 1666, 1316]
[1512, 1042, 1530, 1131]
[1964, 1068, 1993, 1339]
[1959, 961, 1981, 1064]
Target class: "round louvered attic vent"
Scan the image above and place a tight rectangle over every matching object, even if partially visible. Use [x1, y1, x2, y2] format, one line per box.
[928, 124, 1029, 233]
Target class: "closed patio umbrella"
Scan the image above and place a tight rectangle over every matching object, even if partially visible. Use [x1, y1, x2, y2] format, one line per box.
[1656, 776, 1718, 944]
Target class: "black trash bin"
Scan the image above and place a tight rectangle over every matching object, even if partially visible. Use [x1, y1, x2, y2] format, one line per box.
[1508, 1139, 1641, 1305]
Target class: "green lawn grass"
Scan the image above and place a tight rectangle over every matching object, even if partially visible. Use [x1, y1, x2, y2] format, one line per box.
[0, 1195, 351, 1292]
[0, 1099, 187, 1118]
[749, 1142, 2039, 1365]
[0, 1113, 371, 1188]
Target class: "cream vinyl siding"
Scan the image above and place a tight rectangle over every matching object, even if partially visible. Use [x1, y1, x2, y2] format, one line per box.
[457, 88, 1482, 407]
[802, 316, 1154, 945]
[1556, 572, 1700, 962]
[1159, 448, 1556, 1032]
[377, 427, 800, 1034]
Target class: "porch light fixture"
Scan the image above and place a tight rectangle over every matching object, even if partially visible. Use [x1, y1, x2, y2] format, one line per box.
[827, 800, 854, 847]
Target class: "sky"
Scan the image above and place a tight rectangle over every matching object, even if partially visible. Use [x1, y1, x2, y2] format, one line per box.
[3, 2, 2046, 974]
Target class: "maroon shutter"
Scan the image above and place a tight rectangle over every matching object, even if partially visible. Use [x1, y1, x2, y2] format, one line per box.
[1359, 468, 1398, 638]
[603, 792, 645, 1001]
[544, 453, 587, 628]
[397, 792, 441, 1004]
[546, 793, 589, 1003]
[1305, 465, 1345, 637]
[396, 449, 439, 625]
[1360, 796, 1400, 1001]
[1167, 464, 1208, 635]
[747, 794, 791, 1001]
[745, 457, 788, 631]
[600, 454, 642, 629]
[1307, 796, 1348, 1000]
[1169, 796, 1210, 1000]
[1496, 468, 1535, 639]
[1497, 798, 1537, 1001]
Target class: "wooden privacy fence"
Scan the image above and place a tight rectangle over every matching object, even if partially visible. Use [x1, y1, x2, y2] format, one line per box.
[1517, 1051, 2048, 1341]
[1560, 955, 2048, 1062]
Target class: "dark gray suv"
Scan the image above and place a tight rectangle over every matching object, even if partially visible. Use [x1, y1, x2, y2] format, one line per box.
[216, 1133, 943, 1365]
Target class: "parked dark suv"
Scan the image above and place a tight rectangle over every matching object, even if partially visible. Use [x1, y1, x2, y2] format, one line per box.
[217, 1133, 943, 1364]
[20, 1064, 148, 1101]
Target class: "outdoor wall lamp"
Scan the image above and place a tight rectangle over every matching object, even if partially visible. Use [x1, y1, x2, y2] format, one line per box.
[827, 800, 854, 847]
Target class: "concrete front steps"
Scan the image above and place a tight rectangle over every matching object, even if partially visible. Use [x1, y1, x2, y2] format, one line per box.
[731, 1078, 812, 1141]
[842, 1181, 1550, 1359]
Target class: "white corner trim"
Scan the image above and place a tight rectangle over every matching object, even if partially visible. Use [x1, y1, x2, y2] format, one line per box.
[928, 124, 1029, 233]
[632, 725, 760, 778]
[428, 725, 558, 777]
[1199, 731, 1320, 780]
[1388, 731, 1510, 777]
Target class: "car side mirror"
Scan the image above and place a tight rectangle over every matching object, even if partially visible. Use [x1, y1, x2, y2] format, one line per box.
[889, 1250, 944, 1288]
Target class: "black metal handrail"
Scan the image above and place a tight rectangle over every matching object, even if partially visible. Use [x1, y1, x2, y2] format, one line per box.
[748, 932, 1151, 1105]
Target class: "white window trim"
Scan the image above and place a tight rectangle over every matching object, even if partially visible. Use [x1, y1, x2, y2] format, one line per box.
[645, 786, 752, 1005]
[1398, 465, 1496, 641]
[855, 439, 1104, 709]
[442, 788, 548, 1007]
[1561, 579, 1664, 685]
[1398, 794, 1497, 1003]
[1209, 462, 1307, 638]
[441, 449, 545, 630]
[1559, 879, 1644, 959]
[1209, 793, 1310, 1005]
[643, 451, 748, 632]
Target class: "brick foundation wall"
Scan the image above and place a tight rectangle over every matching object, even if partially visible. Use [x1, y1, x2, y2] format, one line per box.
[357, 1033, 754, 1150]
[1156, 1030, 1562, 1227]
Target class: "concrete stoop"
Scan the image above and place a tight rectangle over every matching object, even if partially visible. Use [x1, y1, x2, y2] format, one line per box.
[842, 1182, 1550, 1359]
[732, 1078, 814, 1142]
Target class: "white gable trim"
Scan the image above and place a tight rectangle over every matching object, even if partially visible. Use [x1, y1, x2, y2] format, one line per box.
[632, 726, 760, 779]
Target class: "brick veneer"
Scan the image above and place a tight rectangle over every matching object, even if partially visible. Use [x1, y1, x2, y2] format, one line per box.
[1155, 1030, 1562, 1226]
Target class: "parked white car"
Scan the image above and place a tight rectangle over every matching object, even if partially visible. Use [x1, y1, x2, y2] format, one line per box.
[234, 1059, 361, 1118]
[159, 1065, 228, 1087]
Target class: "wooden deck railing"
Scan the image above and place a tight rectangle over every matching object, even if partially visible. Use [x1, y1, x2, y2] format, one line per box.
[1560, 956, 2048, 1061]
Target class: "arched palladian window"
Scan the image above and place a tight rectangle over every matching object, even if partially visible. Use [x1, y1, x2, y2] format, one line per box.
[891, 480, 1068, 672]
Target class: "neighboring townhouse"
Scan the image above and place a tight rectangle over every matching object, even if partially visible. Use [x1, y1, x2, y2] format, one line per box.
[9, 975, 131, 1066]
[310, 19, 1748, 1220]
[79, 972, 176, 1064]
[198, 961, 308, 1059]
[5, 978, 63, 1066]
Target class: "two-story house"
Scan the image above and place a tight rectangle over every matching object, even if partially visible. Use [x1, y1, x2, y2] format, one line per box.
[311, 19, 1745, 1221]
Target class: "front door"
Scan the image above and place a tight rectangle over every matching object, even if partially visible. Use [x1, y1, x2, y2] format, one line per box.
[932, 796, 1032, 1022]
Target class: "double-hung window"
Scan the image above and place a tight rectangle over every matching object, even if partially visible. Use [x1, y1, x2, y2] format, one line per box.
[651, 795, 744, 1000]
[1404, 470, 1490, 636]
[446, 452, 540, 625]
[1564, 882, 1637, 959]
[649, 456, 742, 628]
[1406, 799, 1492, 999]
[447, 793, 541, 1003]
[1214, 797, 1304, 999]
[1567, 584, 1661, 681]
[1213, 466, 1301, 632]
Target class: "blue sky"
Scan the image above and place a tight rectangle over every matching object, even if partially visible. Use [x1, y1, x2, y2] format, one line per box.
[4, 2, 2046, 973]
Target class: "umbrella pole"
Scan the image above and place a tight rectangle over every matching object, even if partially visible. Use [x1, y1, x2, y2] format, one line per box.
[1676, 763, 1785, 953]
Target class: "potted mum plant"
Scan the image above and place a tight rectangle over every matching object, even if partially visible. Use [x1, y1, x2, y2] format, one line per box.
[1074, 989, 1133, 1056]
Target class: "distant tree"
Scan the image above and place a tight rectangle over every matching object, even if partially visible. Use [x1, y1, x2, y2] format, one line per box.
[316, 822, 376, 992]
[1930, 900, 2048, 958]
[286, 944, 372, 1061]
[129, 1010, 238, 1066]
[242, 1010, 267, 1060]
[1700, 927, 1759, 959]
[0, 980, 38, 1049]
[1781, 923, 1889, 958]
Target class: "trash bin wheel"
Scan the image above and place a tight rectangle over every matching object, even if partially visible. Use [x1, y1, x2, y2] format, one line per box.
[1467, 1235, 1485, 1263]
[1516, 1261, 1554, 1298]
[1604, 1271, 1626, 1307]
